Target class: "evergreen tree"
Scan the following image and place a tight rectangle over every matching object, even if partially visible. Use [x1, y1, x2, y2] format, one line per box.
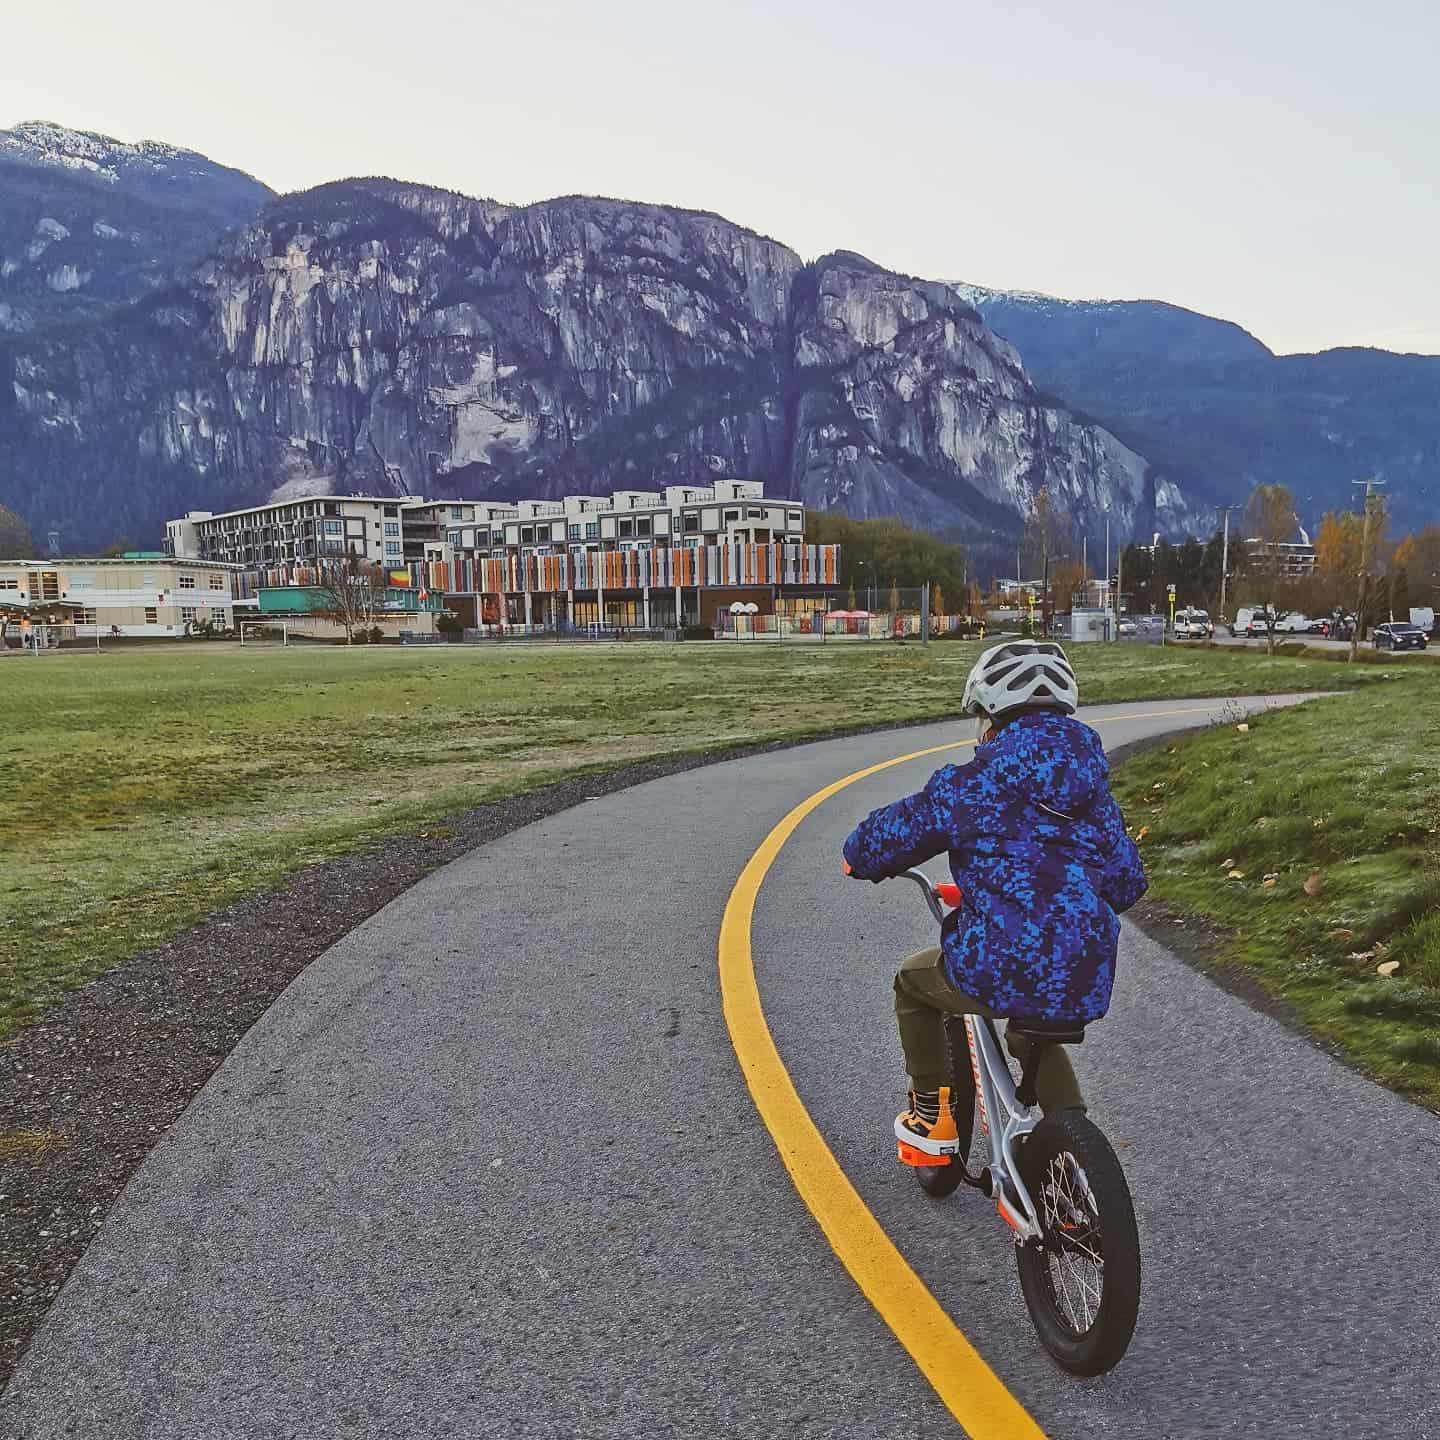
[0, 506, 35, 559]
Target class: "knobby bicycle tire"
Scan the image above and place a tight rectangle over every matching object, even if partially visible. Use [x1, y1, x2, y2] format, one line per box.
[1015, 1109, 1141, 1375]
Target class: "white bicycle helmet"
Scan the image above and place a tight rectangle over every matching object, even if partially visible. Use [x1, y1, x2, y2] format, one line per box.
[961, 640, 1079, 719]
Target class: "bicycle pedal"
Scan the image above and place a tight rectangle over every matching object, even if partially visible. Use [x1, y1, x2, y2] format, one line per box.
[897, 1140, 951, 1168]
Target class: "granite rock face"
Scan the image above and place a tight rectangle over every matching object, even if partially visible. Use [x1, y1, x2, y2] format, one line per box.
[1, 176, 1205, 552]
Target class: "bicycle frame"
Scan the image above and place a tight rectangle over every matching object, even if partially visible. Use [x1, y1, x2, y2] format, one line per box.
[902, 868, 1045, 1244]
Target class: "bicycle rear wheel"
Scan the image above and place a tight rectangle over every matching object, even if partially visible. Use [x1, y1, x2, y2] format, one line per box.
[1014, 1110, 1140, 1375]
[916, 1015, 978, 1198]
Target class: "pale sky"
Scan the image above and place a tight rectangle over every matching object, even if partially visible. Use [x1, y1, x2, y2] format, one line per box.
[7, 0, 1438, 354]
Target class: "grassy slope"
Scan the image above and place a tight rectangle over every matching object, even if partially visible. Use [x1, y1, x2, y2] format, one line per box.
[0, 638, 1403, 1037]
[1112, 682, 1440, 1108]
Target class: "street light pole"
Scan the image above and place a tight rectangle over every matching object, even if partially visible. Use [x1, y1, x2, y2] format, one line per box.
[1350, 478, 1386, 663]
[1218, 505, 1240, 625]
[1042, 551, 1067, 638]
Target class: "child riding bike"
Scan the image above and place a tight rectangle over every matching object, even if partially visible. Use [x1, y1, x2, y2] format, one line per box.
[842, 640, 1147, 1162]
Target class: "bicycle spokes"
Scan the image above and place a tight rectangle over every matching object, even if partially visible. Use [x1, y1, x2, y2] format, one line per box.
[1039, 1152, 1104, 1334]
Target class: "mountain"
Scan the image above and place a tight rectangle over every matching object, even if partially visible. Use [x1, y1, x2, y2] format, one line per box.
[0, 178, 1204, 555]
[954, 286, 1440, 532]
[0, 121, 273, 334]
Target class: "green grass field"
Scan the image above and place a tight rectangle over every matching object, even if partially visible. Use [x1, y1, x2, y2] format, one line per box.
[1112, 683, 1440, 1108]
[0, 637, 1411, 1038]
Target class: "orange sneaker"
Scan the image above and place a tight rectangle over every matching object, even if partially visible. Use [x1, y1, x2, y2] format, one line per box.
[894, 1087, 960, 1165]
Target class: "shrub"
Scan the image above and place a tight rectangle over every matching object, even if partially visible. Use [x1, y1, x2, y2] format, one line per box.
[435, 613, 463, 637]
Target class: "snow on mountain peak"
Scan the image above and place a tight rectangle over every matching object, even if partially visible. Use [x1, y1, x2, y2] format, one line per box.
[1, 120, 203, 183]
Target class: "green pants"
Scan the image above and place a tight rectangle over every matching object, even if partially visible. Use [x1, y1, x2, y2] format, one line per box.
[894, 947, 1085, 1114]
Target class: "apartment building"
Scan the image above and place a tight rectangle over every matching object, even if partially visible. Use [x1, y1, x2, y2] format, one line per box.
[0, 555, 239, 639]
[1244, 537, 1318, 579]
[437, 482, 830, 631]
[167, 496, 439, 570]
[164, 482, 833, 632]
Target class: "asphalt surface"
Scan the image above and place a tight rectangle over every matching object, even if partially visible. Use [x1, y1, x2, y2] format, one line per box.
[6, 694, 1438, 1440]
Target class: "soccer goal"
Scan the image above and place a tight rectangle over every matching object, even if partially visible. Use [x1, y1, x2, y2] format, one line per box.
[239, 621, 289, 646]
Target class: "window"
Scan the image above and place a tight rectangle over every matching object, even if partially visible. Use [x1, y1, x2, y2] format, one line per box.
[323, 519, 343, 536]
[748, 507, 764, 518]
[475, 529, 490, 547]
[568, 524, 581, 540]
[144, 607, 158, 625]
[384, 505, 399, 518]
[448, 530, 462, 547]
[179, 574, 196, 589]
[585, 522, 600, 540]
[521, 526, 535, 543]
[385, 541, 402, 556]
[208, 574, 225, 590]
[384, 522, 401, 537]
[0, 578, 17, 590]
[724, 509, 740, 521]
[75, 607, 97, 625]
[637, 518, 652, 537]
[180, 607, 197, 623]
[618, 519, 633, 538]
[451, 506, 466, 520]
[683, 515, 700, 533]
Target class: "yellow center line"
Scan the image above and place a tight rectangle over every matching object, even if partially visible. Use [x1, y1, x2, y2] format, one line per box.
[717, 706, 1214, 1436]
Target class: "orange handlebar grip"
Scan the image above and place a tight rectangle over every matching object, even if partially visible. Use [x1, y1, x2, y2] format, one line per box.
[842, 859, 853, 876]
[935, 883, 962, 907]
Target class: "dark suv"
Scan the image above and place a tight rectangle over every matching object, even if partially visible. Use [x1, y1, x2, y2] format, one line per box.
[1374, 623, 1428, 651]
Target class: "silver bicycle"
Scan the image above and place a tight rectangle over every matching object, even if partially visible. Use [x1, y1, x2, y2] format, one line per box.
[897, 866, 1141, 1376]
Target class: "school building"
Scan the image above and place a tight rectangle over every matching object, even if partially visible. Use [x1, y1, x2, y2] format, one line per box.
[0, 555, 240, 642]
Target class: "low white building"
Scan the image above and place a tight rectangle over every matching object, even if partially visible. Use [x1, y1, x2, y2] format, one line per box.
[0, 555, 239, 639]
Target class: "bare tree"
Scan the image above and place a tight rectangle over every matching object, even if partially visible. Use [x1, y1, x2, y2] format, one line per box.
[315, 556, 389, 643]
[1244, 484, 1299, 656]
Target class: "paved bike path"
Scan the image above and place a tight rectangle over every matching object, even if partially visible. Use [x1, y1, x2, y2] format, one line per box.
[5, 695, 1437, 1438]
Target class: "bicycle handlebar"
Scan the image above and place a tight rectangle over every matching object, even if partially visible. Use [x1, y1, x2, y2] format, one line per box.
[897, 867, 958, 923]
[844, 860, 961, 920]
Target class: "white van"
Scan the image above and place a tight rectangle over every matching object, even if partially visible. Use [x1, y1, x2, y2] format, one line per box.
[1173, 608, 1213, 639]
[1233, 607, 1273, 637]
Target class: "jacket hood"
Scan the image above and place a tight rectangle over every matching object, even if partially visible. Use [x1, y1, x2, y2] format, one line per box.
[985, 711, 1109, 815]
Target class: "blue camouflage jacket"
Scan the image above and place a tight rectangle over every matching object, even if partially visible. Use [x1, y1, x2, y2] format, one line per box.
[843, 710, 1147, 1022]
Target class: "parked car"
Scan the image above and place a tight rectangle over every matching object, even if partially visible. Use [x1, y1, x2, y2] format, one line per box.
[1374, 622, 1428, 651]
[1118, 618, 1138, 636]
[1173, 607, 1213, 639]
[1273, 613, 1313, 633]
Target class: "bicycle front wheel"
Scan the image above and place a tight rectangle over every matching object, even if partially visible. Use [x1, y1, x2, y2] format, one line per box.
[1015, 1110, 1140, 1375]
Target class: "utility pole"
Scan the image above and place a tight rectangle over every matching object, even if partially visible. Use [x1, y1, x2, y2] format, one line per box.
[1350, 478, 1386, 663]
[1104, 518, 1111, 614]
[1218, 505, 1240, 626]
[1115, 542, 1124, 640]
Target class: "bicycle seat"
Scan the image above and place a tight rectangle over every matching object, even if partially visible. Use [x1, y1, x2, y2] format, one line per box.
[1008, 1019, 1086, 1046]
